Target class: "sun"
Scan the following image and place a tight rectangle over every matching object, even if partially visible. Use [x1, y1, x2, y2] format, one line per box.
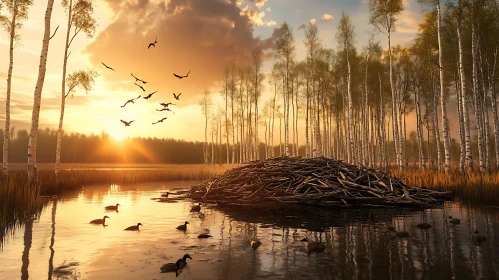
[112, 133, 124, 141]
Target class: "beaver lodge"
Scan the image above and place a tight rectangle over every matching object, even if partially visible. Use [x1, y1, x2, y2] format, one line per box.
[189, 157, 453, 208]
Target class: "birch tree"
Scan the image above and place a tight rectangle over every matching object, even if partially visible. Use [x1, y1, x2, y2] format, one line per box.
[199, 89, 212, 164]
[27, 0, 57, 188]
[55, 0, 96, 176]
[0, 0, 34, 177]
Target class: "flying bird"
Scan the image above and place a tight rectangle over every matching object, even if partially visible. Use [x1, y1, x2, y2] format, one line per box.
[101, 62, 115, 71]
[152, 117, 168, 125]
[143, 90, 158, 100]
[134, 83, 146, 92]
[120, 120, 135, 126]
[148, 36, 157, 49]
[173, 93, 182, 100]
[160, 102, 175, 108]
[173, 70, 190, 79]
[131, 73, 147, 84]
[156, 108, 175, 114]
[120, 95, 141, 108]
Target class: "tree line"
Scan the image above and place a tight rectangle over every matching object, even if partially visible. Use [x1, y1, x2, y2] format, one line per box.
[200, 0, 499, 173]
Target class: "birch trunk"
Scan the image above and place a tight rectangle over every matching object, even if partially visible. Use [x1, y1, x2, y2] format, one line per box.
[388, 32, 401, 170]
[347, 50, 354, 164]
[28, 0, 55, 188]
[305, 79, 310, 157]
[472, 21, 486, 172]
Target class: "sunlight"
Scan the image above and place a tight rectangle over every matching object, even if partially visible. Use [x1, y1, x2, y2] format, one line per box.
[112, 133, 124, 141]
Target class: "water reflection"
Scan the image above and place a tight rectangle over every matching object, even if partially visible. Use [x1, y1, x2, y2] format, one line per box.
[0, 181, 498, 279]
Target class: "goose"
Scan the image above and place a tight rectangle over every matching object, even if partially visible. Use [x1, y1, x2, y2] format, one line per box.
[173, 70, 190, 79]
[101, 62, 115, 71]
[250, 240, 261, 250]
[105, 203, 120, 211]
[416, 223, 432, 229]
[134, 82, 146, 91]
[447, 216, 461, 224]
[176, 221, 189, 231]
[90, 215, 110, 225]
[143, 90, 157, 99]
[388, 227, 409, 238]
[161, 192, 170, 198]
[131, 73, 147, 84]
[120, 120, 135, 126]
[191, 203, 201, 212]
[160, 254, 192, 273]
[472, 230, 487, 244]
[148, 36, 157, 49]
[152, 117, 167, 125]
[173, 93, 182, 100]
[198, 233, 212, 239]
[300, 237, 325, 253]
[124, 223, 143, 231]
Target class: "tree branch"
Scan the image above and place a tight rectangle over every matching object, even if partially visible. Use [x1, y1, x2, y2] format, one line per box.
[50, 26, 60, 39]
[68, 26, 81, 48]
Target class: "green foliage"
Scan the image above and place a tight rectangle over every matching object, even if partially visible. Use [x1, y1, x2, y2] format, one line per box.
[0, 0, 35, 43]
[66, 69, 98, 97]
[369, 0, 404, 34]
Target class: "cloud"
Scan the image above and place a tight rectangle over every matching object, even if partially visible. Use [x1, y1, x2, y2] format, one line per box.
[321, 13, 333, 23]
[266, 7, 271, 12]
[84, 0, 279, 101]
[310, 18, 316, 25]
[265, 20, 276, 27]
[248, 0, 267, 9]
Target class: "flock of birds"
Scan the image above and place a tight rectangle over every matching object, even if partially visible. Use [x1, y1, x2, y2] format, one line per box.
[100, 36, 190, 127]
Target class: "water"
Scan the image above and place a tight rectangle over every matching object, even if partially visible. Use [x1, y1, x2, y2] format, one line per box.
[1, 181, 499, 280]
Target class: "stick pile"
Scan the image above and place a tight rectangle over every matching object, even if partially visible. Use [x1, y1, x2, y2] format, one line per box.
[189, 157, 452, 208]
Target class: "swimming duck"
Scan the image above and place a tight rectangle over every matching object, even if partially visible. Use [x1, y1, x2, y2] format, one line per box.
[105, 203, 120, 211]
[161, 192, 170, 198]
[160, 254, 192, 273]
[191, 203, 201, 212]
[176, 221, 189, 231]
[447, 216, 461, 224]
[89, 215, 109, 225]
[388, 227, 409, 238]
[300, 237, 325, 253]
[250, 240, 261, 250]
[124, 223, 143, 231]
[472, 230, 487, 244]
[416, 223, 432, 229]
[198, 233, 212, 239]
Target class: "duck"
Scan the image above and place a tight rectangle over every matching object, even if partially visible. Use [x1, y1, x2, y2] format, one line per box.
[160, 254, 192, 273]
[176, 221, 189, 231]
[90, 215, 110, 225]
[191, 203, 201, 212]
[300, 237, 325, 253]
[250, 240, 261, 250]
[105, 203, 120, 211]
[161, 192, 170, 198]
[472, 230, 487, 244]
[124, 223, 143, 231]
[416, 223, 432, 229]
[198, 233, 212, 239]
[388, 227, 409, 238]
[447, 216, 461, 224]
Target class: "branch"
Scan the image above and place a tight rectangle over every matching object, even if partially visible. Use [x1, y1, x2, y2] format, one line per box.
[68, 26, 81, 48]
[49, 26, 60, 40]
[66, 51, 72, 60]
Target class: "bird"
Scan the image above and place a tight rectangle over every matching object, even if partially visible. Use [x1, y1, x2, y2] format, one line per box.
[198, 233, 212, 238]
[472, 230, 487, 244]
[447, 216, 461, 224]
[300, 237, 325, 253]
[124, 223, 143, 231]
[190, 203, 201, 212]
[173, 93, 182, 100]
[143, 90, 158, 99]
[90, 215, 110, 225]
[120, 95, 141, 108]
[131, 73, 147, 84]
[388, 227, 410, 238]
[148, 36, 157, 49]
[250, 240, 261, 250]
[416, 223, 432, 229]
[134, 82, 146, 91]
[101, 62, 115, 71]
[160, 102, 175, 108]
[152, 117, 168, 125]
[161, 192, 170, 197]
[156, 108, 175, 114]
[105, 203, 120, 211]
[173, 70, 190, 79]
[176, 221, 189, 231]
[160, 255, 191, 273]
[120, 120, 135, 126]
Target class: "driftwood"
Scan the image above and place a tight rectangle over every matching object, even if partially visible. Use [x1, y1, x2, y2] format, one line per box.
[188, 157, 453, 208]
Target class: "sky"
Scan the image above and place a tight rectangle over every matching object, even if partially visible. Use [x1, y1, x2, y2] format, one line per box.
[0, 0, 427, 143]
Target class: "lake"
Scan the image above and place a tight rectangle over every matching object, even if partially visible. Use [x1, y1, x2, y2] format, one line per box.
[1, 181, 498, 280]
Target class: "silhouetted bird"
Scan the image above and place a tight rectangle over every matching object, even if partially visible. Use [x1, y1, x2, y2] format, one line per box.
[134, 82, 146, 91]
[131, 73, 147, 84]
[143, 90, 158, 99]
[160, 102, 175, 108]
[90, 215, 110, 225]
[120, 120, 135, 126]
[176, 221, 189, 231]
[173, 70, 190, 79]
[124, 223, 143, 231]
[173, 93, 182, 100]
[120, 95, 141, 108]
[148, 36, 157, 49]
[101, 62, 115, 71]
[105, 203, 120, 211]
[156, 108, 175, 114]
[152, 117, 168, 125]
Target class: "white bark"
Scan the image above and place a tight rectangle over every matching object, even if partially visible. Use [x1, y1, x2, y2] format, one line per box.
[388, 32, 402, 170]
